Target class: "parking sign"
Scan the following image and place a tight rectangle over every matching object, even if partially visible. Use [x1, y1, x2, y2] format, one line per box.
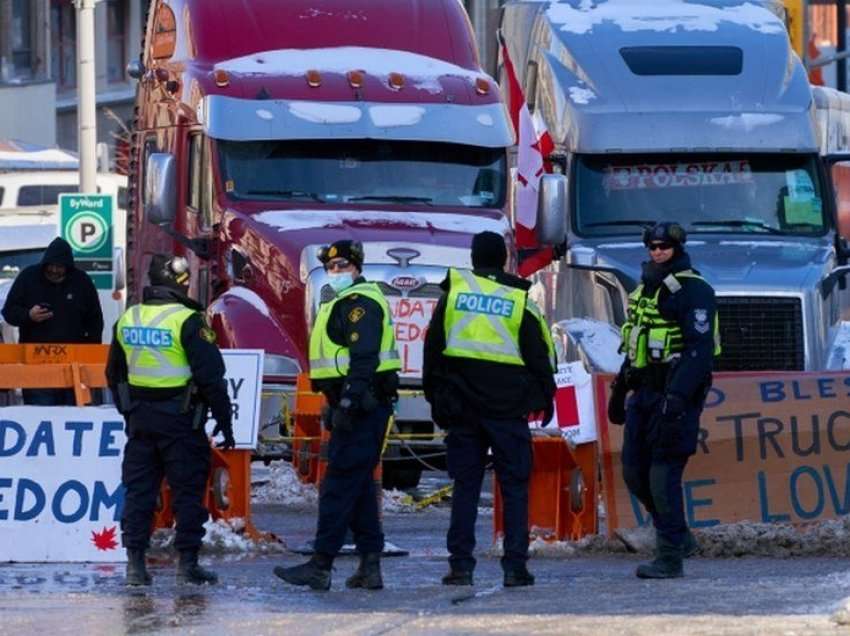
[60, 194, 114, 290]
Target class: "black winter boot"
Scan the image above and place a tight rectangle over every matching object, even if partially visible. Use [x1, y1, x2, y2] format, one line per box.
[503, 565, 535, 587]
[636, 537, 684, 579]
[441, 569, 473, 586]
[177, 551, 219, 585]
[345, 553, 383, 590]
[274, 554, 333, 591]
[126, 549, 152, 586]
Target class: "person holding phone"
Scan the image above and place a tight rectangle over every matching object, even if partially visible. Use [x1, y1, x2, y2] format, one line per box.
[1, 237, 103, 405]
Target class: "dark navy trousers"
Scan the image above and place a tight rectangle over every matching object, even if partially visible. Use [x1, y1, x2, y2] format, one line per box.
[121, 397, 211, 553]
[446, 416, 532, 573]
[621, 387, 701, 547]
[314, 405, 391, 557]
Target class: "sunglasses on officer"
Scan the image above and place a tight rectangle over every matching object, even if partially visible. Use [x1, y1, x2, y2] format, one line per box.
[325, 258, 354, 272]
[648, 242, 673, 252]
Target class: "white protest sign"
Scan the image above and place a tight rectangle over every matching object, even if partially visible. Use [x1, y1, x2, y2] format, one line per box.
[206, 349, 264, 449]
[0, 407, 127, 562]
[529, 362, 597, 445]
[389, 296, 438, 378]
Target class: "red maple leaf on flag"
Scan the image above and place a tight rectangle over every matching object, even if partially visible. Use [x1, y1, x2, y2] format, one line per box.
[91, 526, 119, 551]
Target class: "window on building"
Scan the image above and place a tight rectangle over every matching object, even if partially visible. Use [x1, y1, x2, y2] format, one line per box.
[11, 0, 35, 79]
[17, 184, 79, 207]
[107, 0, 128, 82]
[50, 0, 76, 90]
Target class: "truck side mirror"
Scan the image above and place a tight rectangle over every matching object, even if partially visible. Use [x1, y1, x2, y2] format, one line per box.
[536, 173, 568, 245]
[145, 153, 177, 227]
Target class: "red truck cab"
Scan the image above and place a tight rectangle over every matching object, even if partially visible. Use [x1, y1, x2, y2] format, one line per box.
[128, 0, 515, 486]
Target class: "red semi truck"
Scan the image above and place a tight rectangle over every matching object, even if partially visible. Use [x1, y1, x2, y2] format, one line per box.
[126, 0, 518, 487]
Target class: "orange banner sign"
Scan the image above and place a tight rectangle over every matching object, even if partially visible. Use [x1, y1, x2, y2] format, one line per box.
[596, 372, 850, 533]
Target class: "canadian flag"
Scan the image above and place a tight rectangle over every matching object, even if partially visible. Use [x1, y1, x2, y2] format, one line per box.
[499, 31, 556, 278]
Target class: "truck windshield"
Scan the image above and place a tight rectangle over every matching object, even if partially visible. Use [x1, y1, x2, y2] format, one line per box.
[217, 139, 506, 208]
[575, 154, 827, 237]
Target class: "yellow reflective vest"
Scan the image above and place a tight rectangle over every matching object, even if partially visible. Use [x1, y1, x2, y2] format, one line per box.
[443, 268, 533, 366]
[308, 282, 401, 380]
[116, 303, 195, 388]
[621, 270, 721, 369]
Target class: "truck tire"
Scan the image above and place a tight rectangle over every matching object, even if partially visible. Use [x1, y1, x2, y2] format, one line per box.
[382, 465, 422, 491]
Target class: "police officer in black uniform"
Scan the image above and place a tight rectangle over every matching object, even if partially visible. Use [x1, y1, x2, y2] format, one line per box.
[106, 255, 235, 586]
[274, 240, 400, 591]
[607, 223, 719, 578]
[423, 231, 557, 587]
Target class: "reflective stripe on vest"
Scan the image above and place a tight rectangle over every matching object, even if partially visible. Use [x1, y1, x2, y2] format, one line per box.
[308, 282, 401, 380]
[117, 303, 195, 388]
[443, 268, 526, 366]
[620, 270, 721, 368]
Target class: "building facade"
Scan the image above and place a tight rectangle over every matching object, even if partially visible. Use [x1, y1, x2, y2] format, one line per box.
[0, 0, 147, 165]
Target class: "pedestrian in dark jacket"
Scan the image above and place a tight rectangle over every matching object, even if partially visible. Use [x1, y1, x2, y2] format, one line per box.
[423, 231, 556, 588]
[1, 237, 104, 405]
[607, 222, 719, 579]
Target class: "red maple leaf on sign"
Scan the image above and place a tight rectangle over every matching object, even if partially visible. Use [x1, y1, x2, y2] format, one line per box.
[91, 526, 119, 551]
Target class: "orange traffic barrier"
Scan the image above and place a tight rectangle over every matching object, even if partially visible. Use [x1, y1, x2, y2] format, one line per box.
[494, 436, 598, 543]
[0, 343, 109, 405]
[292, 373, 325, 484]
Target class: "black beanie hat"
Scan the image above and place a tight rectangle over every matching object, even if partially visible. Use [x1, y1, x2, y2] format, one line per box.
[642, 222, 687, 248]
[471, 231, 508, 269]
[318, 240, 364, 270]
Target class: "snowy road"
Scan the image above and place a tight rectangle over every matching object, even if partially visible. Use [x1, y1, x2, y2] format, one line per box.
[2, 470, 850, 635]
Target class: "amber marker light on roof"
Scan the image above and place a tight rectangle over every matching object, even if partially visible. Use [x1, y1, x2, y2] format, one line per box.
[348, 70, 364, 88]
[306, 70, 322, 87]
[475, 77, 490, 95]
[388, 72, 405, 90]
[213, 69, 229, 87]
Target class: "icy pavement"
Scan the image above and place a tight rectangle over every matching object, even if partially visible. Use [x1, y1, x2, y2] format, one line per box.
[4, 487, 850, 635]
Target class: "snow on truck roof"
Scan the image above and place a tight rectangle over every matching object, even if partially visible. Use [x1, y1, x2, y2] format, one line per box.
[504, 0, 816, 153]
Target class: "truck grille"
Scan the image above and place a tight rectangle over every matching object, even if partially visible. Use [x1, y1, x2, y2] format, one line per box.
[715, 297, 804, 371]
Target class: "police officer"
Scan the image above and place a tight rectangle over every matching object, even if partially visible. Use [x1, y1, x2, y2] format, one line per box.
[106, 255, 234, 586]
[423, 231, 556, 587]
[274, 240, 400, 591]
[607, 223, 719, 578]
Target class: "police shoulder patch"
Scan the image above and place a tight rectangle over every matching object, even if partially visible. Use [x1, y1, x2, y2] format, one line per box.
[348, 307, 366, 323]
[200, 326, 217, 343]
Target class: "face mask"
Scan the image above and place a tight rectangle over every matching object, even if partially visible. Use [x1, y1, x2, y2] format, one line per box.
[327, 272, 355, 293]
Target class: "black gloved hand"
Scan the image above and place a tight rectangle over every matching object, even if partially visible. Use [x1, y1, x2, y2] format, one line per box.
[541, 402, 555, 428]
[212, 418, 236, 450]
[607, 375, 628, 426]
[656, 392, 686, 449]
[332, 398, 355, 432]
[359, 390, 379, 414]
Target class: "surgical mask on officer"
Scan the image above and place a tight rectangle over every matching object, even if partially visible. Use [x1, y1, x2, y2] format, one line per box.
[327, 271, 355, 293]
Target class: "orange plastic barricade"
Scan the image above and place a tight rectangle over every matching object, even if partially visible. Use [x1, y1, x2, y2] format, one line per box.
[292, 373, 325, 484]
[0, 343, 109, 405]
[494, 436, 598, 543]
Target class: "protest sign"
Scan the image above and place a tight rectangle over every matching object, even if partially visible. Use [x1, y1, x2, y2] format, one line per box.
[0, 407, 126, 562]
[597, 372, 850, 533]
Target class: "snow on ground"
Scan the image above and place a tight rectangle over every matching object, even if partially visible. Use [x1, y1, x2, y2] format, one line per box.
[251, 461, 318, 507]
[150, 518, 285, 555]
[487, 515, 850, 559]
